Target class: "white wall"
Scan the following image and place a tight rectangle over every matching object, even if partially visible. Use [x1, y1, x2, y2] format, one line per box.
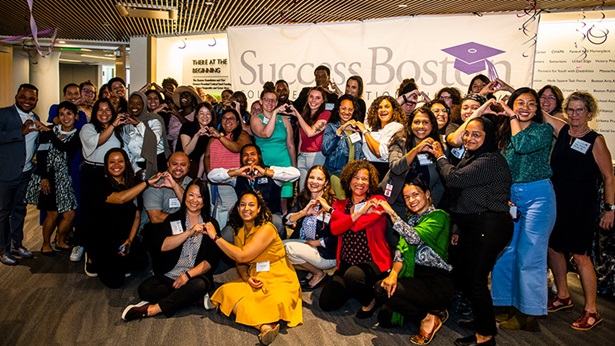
[129, 36, 148, 94]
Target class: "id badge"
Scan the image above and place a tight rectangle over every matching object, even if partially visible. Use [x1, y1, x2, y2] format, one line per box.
[354, 201, 367, 213]
[325, 103, 335, 111]
[349, 132, 361, 143]
[257, 177, 268, 184]
[38, 143, 50, 151]
[384, 183, 393, 197]
[168, 197, 181, 208]
[317, 212, 331, 224]
[170, 220, 184, 235]
[256, 261, 270, 272]
[262, 116, 269, 125]
[417, 153, 433, 166]
[571, 138, 590, 154]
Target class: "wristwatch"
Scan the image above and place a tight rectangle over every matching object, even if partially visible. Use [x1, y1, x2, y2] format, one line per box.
[605, 203, 615, 211]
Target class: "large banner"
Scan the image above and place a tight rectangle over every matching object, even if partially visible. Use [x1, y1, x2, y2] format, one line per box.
[533, 12, 615, 153]
[227, 13, 538, 103]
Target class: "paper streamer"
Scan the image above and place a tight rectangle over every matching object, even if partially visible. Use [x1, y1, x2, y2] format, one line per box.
[516, 0, 541, 58]
[25, 0, 57, 57]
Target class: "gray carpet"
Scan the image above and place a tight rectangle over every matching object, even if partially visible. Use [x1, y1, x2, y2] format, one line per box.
[1, 206, 614, 345]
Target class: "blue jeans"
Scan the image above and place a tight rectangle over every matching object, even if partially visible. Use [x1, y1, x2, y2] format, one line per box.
[491, 179, 556, 316]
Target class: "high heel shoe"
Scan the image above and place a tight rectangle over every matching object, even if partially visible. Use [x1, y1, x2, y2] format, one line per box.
[498, 313, 536, 331]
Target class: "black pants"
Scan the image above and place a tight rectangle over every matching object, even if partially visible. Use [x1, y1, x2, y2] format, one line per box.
[138, 274, 212, 317]
[374, 265, 454, 325]
[95, 238, 148, 289]
[454, 212, 513, 336]
[319, 261, 387, 311]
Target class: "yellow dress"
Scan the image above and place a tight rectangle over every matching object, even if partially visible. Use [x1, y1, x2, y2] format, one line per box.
[211, 222, 303, 327]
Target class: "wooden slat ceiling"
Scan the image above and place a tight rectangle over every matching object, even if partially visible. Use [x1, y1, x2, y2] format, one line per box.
[0, 0, 613, 42]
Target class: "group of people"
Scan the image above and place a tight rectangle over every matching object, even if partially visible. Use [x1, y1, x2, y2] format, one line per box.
[0, 66, 612, 345]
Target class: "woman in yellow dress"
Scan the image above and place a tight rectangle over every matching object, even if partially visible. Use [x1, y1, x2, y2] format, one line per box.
[205, 190, 302, 345]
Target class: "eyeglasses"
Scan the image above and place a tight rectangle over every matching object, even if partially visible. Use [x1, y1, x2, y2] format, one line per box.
[432, 108, 448, 114]
[82, 89, 95, 95]
[540, 95, 556, 101]
[262, 97, 277, 103]
[221, 117, 237, 122]
[514, 100, 538, 109]
[565, 107, 587, 115]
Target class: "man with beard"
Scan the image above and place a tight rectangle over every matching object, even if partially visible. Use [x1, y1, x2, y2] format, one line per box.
[208, 144, 299, 242]
[293, 65, 338, 113]
[0, 84, 48, 265]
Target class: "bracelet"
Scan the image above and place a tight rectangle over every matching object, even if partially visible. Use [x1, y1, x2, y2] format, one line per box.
[509, 114, 519, 121]
[185, 271, 192, 280]
[213, 234, 220, 242]
[144, 180, 150, 188]
[328, 207, 335, 214]
[263, 168, 269, 177]
[362, 129, 370, 135]
[110, 124, 116, 128]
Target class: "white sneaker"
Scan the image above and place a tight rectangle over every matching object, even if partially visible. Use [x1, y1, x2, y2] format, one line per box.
[203, 293, 215, 310]
[84, 253, 97, 277]
[70, 246, 84, 262]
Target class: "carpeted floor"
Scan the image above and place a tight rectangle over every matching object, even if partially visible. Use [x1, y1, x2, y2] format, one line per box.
[1, 206, 614, 345]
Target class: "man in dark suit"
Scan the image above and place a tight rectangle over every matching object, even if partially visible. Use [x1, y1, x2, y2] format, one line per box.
[0, 84, 47, 265]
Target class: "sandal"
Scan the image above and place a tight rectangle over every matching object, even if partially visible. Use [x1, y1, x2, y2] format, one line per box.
[410, 315, 442, 345]
[258, 324, 280, 345]
[570, 310, 602, 331]
[547, 295, 573, 312]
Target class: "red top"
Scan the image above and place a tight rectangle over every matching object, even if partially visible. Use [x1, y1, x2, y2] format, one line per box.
[330, 194, 392, 272]
[299, 110, 331, 153]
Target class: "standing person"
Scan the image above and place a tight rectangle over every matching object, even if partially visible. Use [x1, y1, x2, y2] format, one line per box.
[26, 101, 81, 254]
[538, 85, 566, 121]
[287, 86, 331, 189]
[0, 84, 47, 265]
[429, 117, 513, 346]
[293, 65, 338, 113]
[78, 80, 97, 121]
[145, 89, 171, 132]
[445, 94, 487, 165]
[108, 77, 127, 99]
[168, 85, 202, 149]
[318, 160, 392, 318]
[331, 76, 366, 123]
[47, 83, 88, 129]
[98, 84, 110, 100]
[250, 85, 296, 213]
[546, 91, 614, 331]
[322, 94, 365, 199]
[354, 95, 405, 182]
[374, 179, 453, 345]
[206, 190, 303, 345]
[177, 102, 216, 178]
[491, 87, 556, 331]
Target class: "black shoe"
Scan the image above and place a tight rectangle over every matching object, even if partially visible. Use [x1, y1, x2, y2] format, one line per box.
[40, 247, 56, 257]
[121, 301, 151, 321]
[458, 318, 476, 329]
[356, 302, 380, 319]
[454, 334, 496, 346]
[302, 273, 328, 290]
[0, 253, 18, 265]
[376, 308, 396, 328]
[11, 246, 33, 258]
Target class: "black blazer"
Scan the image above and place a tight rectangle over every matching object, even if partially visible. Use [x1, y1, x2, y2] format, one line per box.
[0, 105, 40, 180]
[286, 199, 337, 260]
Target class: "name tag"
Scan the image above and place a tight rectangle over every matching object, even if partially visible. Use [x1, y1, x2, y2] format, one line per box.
[317, 212, 331, 224]
[256, 261, 270, 272]
[450, 146, 465, 159]
[262, 116, 269, 125]
[170, 220, 184, 235]
[168, 197, 181, 208]
[384, 183, 394, 197]
[325, 103, 335, 111]
[257, 177, 268, 184]
[38, 143, 50, 151]
[417, 153, 433, 166]
[354, 201, 367, 213]
[571, 138, 590, 154]
[349, 132, 361, 143]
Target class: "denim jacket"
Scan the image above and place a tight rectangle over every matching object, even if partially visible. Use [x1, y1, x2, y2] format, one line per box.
[321, 121, 365, 175]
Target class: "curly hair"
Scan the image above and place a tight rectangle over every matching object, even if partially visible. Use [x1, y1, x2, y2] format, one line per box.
[366, 95, 405, 131]
[563, 91, 599, 120]
[340, 160, 381, 198]
[228, 190, 273, 234]
[435, 87, 462, 106]
[296, 165, 336, 208]
[103, 148, 135, 191]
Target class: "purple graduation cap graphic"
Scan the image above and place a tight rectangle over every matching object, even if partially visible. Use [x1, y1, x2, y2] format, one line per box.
[442, 42, 505, 80]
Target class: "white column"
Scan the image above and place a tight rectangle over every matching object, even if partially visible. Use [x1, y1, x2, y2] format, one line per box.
[30, 51, 61, 121]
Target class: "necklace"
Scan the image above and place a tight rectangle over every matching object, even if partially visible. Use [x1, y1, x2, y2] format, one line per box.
[568, 127, 591, 138]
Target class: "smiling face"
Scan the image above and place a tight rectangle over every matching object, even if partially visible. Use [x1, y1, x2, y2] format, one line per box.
[566, 100, 591, 128]
[314, 69, 329, 88]
[462, 120, 486, 152]
[185, 184, 204, 214]
[339, 99, 355, 124]
[345, 79, 359, 97]
[411, 112, 433, 140]
[238, 193, 261, 223]
[58, 107, 77, 131]
[147, 93, 160, 111]
[306, 168, 327, 195]
[402, 185, 431, 214]
[378, 99, 394, 126]
[460, 99, 481, 121]
[431, 104, 449, 130]
[471, 79, 487, 94]
[221, 111, 239, 134]
[180, 91, 194, 108]
[96, 101, 113, 125]
[110, 81, 126, 98]
[308, 89, 324, 112]
[128, 95, 144, 117]
[241, 146, 259, 167]
[106, 152, 126, 178]
[439, 91, 453, 108]
[15, 87, 38, 113]
[275, 82, 289, 103]
[64, 85, 81, 105]
[260, 92, 277, 113]
[350, 168, 370, 199]
[81, 84, 96, 102]
[167, 152, 189, 180]
[513, 93, 538, 122]
[197, 106, 212, 127]
[539, 88, 557, 114]
[250, 101, 263, 116]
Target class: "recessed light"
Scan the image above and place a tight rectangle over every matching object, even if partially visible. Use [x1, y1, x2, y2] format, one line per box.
[58, 40, 66, 44]
[398, 4, 408, 8]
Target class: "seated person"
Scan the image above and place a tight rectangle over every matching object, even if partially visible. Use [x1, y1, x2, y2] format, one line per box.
[208, 144, 300, 241]
[121, 179, 221, 321]
[141, 152, 192, 227]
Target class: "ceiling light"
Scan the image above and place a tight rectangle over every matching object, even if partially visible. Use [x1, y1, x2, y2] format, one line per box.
[398, 4, 408, 8]
[58, 40, 66, 44]
[59, 59, 82, 63]
[81, 54, 116, 60]
[116, 2, 177, 20]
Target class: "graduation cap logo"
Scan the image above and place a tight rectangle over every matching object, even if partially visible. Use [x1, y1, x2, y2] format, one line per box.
[442, 42, 505, 79]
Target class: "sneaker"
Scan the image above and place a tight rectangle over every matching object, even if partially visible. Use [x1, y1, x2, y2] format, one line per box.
[0, 253, 18, 265]
[203, 293, 215, 310]
[84, 253, 98, 277]
[11, 246, 33, 258]
[70, 246, 84, 262]
[121, 301, 151, 321]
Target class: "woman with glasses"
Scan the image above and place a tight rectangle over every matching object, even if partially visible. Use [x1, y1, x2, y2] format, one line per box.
[250, 83, 296, 213]
[491, 87, 556, 331]
[538, 85, 565, 121]
[544, 91, 613, 331]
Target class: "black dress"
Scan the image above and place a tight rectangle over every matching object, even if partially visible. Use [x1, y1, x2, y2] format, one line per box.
[550, 125, 601, 254]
